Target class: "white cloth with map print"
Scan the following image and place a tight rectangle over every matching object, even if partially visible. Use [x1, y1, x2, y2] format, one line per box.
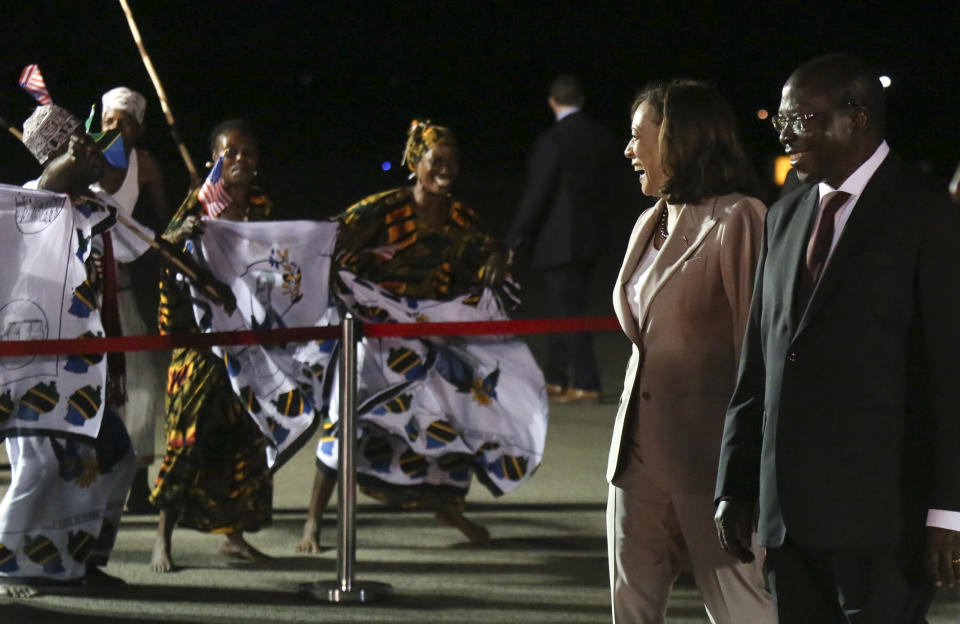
[0, 184, 115, 441]
[187, 219, 339, 469]
[316, 270, 548, 497]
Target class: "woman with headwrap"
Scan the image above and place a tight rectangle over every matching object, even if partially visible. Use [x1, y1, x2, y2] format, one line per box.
[148, 119, 275, 573]
[296, 120, 547, 551]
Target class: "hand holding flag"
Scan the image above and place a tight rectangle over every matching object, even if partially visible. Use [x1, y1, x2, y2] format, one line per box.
[197, 156, 232, 218]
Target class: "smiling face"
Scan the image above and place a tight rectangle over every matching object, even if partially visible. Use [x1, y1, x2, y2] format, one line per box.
[213, 129, 260, 188]
[415, 143, 459, 196]
[624, 101, 668, 198]
[777, 81, 859, 187]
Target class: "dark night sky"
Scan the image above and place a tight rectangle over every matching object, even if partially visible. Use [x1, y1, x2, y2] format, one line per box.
[1, 1, 957, 224]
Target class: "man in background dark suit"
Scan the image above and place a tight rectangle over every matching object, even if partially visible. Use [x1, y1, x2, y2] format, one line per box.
[507, 75, 619, 402]
[714, 53, 960, 623]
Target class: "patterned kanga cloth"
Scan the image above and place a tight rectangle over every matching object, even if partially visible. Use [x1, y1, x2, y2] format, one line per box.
[316, 188, 546, 508]
[149, 189, 273, 534]
[0, 408, 135, 581]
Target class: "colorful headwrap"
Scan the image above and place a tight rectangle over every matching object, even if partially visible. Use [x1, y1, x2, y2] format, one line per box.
[101, 86, 147, 125]
[21, 105, 82, 165]
[402, 119, 457, 172]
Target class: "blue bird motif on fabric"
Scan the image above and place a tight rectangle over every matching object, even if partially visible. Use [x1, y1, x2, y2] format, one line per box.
[0, 543, 19, 573]
[434, 347, 474, 394]
[75, 228, 90, 261]
[0, 390, 14, 423]
[64, 385, 102, 426]
[371, 393, 412, 416]
[66, 530, 96, 563]
[486, 454, 529, 481]
[425, 420, 459, 449]
[317, 339, 337, 354]
[399, 449, 428, 479]
[387, 347, 426, 380]
[14, 381, 59, 421]
[23, 535, 65, 574]
[224, 353, 241, 377]
[266, 417, 290, 445]
[67, 279, 97, 318]
[64, 332, 104, 374]
[404, 417, 420, 442]
[272, 387, 313, 416]
[239, 385, 261, 414]
[364, 437, 393, 474]
[437, 454, 471, 482]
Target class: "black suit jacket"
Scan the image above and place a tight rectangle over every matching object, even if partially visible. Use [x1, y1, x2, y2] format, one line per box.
[506, 111, 620, 269]
[715, 151, 960, 551]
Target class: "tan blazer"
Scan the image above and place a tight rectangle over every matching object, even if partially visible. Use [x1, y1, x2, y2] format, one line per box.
[607, 193, 765, 493]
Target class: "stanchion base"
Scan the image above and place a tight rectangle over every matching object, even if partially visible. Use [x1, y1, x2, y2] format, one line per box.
[298, 580, 393, 603]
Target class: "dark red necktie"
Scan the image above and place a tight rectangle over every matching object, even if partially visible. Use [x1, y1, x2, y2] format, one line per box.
[797, 191, 850, 311]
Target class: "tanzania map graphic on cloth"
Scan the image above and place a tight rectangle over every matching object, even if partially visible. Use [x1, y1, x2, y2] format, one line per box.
[318, 271, 549, 497]
[0, 184, 112, 440]
[188, 219, 339, 469]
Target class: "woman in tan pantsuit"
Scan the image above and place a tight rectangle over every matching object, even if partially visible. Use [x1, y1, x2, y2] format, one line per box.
[607, 80, 776, 623]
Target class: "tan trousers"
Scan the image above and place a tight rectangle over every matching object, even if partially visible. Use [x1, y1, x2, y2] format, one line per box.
[607, 447, 776, 623]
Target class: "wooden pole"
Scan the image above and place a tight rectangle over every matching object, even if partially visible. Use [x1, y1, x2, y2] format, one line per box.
[0, 116, 23, 141]
[112, 211, 235, 312]
[116, 0, 201, 188]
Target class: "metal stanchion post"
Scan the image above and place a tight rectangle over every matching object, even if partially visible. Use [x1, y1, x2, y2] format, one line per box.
[299, 314, 393, 603]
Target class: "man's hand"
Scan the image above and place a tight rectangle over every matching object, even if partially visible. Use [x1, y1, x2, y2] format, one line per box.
[714, 497, 756, 564]
[926, 526, 960, 587]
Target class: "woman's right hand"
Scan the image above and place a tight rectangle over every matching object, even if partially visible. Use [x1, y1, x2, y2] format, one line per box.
[162, 215, 205, 244]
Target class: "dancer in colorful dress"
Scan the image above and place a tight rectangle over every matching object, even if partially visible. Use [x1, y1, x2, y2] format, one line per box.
[149, 120, 274, 572]
[297, 120, 547, 552]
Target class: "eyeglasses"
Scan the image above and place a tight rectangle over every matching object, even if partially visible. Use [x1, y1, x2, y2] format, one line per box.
[771, 111, 818, 134]
[772, 101, 859, 134]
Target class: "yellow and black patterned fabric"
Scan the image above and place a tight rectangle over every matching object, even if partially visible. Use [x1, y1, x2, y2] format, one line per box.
[149, 188, 273, 534]
[335, 187, 505, 300]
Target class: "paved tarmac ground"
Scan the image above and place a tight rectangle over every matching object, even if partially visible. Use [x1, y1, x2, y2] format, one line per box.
[2, 263, 959, 622]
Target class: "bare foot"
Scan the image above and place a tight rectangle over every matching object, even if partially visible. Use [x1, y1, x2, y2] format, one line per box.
[150, 534, 175, 573]
[0, 583, 40, 598]
[218, 533, 271, 563]
[435, 506, 491, 545]
[295, 518, 322, 554]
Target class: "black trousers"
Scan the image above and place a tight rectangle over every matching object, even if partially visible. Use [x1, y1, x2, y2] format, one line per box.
[541, 263, 599, 391]
[765, 536, 935, 624]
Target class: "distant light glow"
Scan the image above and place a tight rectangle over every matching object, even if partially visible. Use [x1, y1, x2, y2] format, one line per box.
[774, 155, 792, 186]
[756, 108, 769, 120]
[381, 161, 392, 171]
[879, 75, 892, 88]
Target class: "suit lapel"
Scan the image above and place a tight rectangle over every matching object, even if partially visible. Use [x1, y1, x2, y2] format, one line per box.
[614, 205, 660, 344]
[634, 199, 718, 332]
[795, 155, 899, 334]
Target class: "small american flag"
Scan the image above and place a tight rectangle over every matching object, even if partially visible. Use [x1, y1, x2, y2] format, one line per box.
[198, 156, 232, 218]
[19, 64, 52, 106]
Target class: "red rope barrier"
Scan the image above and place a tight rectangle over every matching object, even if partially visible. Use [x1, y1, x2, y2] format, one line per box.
[0, 316, 621, 357]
